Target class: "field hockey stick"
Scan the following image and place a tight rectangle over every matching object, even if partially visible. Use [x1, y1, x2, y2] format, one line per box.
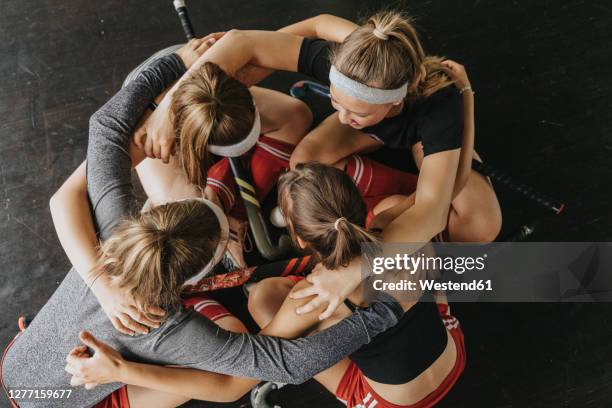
[173, 0, 195, 40]
[289, 81, 566, 216]
[174, 1, 293, 260]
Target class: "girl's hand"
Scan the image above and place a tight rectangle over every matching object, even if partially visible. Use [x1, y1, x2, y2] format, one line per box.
[65, 331, 125, 389]
[175, 33, 225, 68]
[91, 275, 165, 336]
[443, 60, 471, 90]
[289, 260, 362, 320]
[135, 32, 225, 163]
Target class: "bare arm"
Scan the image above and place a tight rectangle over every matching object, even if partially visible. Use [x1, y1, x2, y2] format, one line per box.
[49, 162, 99, 286]
[383, 149, 460, 243]
[444, 60, 475, 198]
[279, 13, 358, 42]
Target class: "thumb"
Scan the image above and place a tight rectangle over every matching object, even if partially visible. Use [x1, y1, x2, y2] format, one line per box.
[79, 331, 102, 352]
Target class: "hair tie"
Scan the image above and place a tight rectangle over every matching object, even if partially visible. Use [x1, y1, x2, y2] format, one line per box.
[334, 217, 347, 231]
[372, 28, 389, 40]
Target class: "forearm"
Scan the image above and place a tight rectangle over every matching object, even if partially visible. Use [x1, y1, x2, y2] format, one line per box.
[452, 91, 475, 198]
[49, 162, 99, 286]
[117, 362, 256, 402]
[280, 14, 358, 42]
[382, 201, 448, 243]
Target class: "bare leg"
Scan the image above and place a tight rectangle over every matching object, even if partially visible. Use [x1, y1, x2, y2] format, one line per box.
[248, 277, 297, 328]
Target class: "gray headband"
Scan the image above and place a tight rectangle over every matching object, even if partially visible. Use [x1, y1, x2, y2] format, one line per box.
[329, 66, 408, 104]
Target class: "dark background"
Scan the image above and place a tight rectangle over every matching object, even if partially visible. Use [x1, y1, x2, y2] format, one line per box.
[1, 0, 611, 407]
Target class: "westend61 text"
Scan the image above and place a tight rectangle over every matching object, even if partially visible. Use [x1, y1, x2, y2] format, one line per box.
[373, 279, 493, 292]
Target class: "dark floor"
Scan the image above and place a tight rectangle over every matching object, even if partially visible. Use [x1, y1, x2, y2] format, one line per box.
[1, 0, 612, 407]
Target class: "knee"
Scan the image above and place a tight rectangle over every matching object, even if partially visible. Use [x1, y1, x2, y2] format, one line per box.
[247, 277, 289, 318]
[463, 210, 502, 243]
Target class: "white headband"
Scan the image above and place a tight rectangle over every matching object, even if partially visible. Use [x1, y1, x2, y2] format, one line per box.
[179, 198, 229, 287]
[207, 107, 261, 157]
[329, 66, 408, 104]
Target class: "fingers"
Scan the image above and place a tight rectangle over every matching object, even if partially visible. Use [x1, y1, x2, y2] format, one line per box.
[118, 313, 149, 335]
[196, 37, 216, 54]
[127, 306, 162, 329]
[85, 382, 99, 390]
[153, 141, 162, 160]
[147, 305, 167, 318]
[319, 298, 340, 321]
[70, 375, 85, 386]
[160, 143, 172, 164]
[78, 331, 105, 352]
[134, 130, 146, 149]
[65, 363, 79, 376]
[295, 297, 325, 316]
[111, 316, 135, 336]
[288, 284, 319, 300]
[144, 134, 155, 158]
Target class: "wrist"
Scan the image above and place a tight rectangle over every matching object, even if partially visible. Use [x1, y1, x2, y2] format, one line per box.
[459, 84, 474, 95]
[115, 359, 130, 384]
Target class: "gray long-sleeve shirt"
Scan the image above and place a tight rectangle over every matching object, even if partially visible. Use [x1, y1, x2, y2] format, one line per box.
[1, 54, 403, 408]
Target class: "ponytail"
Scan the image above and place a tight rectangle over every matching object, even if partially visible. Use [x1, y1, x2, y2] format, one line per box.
[172, 62, 255, 188]
[278, 162, 378, 270]
[327, 217, 378, 270]
[331, 10, 453, 99]
[95, 200, 221, 319]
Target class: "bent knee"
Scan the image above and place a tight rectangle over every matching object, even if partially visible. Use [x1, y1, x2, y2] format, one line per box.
[247, 277, 293, 315]
[456, 211, 502, 243]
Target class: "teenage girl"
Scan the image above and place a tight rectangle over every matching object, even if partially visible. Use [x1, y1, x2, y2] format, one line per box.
[61, 162, 464, 408]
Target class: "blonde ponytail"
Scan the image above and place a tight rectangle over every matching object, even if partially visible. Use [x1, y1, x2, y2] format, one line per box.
[94, 200, 221, 319]
[331, 10, 453, 98]
[172, 62, 255, 188]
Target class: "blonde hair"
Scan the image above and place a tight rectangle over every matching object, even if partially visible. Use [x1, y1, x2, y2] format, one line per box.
[332, 10, 453, 98]
[172, 62, 255, 188]
[278, 162, 377, 269]
[94, 200, 221, 319]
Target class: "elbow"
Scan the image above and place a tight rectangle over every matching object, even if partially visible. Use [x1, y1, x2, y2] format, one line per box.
[49, 190, 62, 218]
[224, 29, 247, 45]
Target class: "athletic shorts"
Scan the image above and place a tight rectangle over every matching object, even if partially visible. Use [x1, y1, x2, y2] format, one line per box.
[92, 294, 233, 408]
[335, 303, 466, 408]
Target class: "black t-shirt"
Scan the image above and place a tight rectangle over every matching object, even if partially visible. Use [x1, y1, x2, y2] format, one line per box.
[297, 38, 464, 156]
[344, 293, 448, 384]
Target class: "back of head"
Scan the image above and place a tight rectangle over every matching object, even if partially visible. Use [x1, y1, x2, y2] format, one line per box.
[278, 162, 377, 269]
[332, 10, 453, 97]
[97, 200, 221, 318]
[172, 62, 255, 188]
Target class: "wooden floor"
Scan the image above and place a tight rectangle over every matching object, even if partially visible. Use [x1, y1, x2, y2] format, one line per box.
[1, 0, 611, 407]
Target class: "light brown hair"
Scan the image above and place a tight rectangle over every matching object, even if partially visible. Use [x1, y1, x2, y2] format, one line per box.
[172, 62, 255, 188]
[332, 10, 453, 98]
[278, 162, 377, 269]
[94, 200, 221, 319]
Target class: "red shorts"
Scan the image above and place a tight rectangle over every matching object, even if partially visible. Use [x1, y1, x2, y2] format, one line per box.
[93, 294, 233, 408]
[335, 303, 466, 408]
